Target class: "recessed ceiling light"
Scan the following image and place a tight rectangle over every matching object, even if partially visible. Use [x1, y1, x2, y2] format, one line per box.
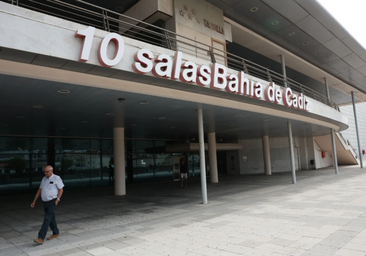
[250, 7, 258, 12]
[288, 32, 295, 36]
[303, 41, 310, 45]
[33, 105, 43, 109]
[16, 116, 25, 119]
[105, 112, 114, 116]
[57, 89, 70, 94]
[158, 117, 166, 120]
[81, 120, 89, 123]
[139, 101, 150, 105]
[271, 21, 279, 25]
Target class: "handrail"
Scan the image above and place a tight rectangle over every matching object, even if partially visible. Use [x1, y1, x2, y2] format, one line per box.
[1, 0, 340, 111]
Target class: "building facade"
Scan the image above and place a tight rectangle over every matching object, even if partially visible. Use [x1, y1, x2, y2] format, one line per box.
[0, 0, 364, 201]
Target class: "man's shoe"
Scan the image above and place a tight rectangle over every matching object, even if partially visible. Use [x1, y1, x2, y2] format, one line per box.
[34, 238, 44, 244]
[47, 234, 59, 240]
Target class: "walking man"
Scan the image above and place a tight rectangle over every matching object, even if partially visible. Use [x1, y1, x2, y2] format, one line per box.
[31, 165, 64, 244]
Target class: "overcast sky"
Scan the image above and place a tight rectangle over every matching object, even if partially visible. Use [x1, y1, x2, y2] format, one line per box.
[317, 0, 366, 49]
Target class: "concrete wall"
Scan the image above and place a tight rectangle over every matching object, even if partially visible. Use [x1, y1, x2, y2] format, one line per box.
[340, 102, 366, 161]
[227, 136, 317, 175]
[313, 139, 333, 169]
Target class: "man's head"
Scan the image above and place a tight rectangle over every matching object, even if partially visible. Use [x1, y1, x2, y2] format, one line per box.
[44, 165, 53, 178]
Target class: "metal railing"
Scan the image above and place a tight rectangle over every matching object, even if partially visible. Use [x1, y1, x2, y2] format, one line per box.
[1, 0, 339, 110]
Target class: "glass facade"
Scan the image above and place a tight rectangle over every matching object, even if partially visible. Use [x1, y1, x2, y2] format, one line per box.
[0, 137, 226, 194]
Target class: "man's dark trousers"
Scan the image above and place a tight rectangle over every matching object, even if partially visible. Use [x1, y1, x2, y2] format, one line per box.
[38, 199, 59, 239]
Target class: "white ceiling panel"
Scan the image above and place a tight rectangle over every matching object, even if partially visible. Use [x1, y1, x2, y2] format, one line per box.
[87, 66, 120, 77]
[294, 0, 349, 40]
[0, 48, 37, 63]
[295, 16, 334, 44]
[323, 38, 353, 58]
[61, 61, 94, 73]
[262, 0, 309, 23]
[342, 53, 366, 70]
[356, 65, 366, 75]
[341, 36, 366, 56]
[32, 55, 68, 68]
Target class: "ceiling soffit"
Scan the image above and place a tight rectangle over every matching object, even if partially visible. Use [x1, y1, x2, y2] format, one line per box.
[206, 0, 366, 103]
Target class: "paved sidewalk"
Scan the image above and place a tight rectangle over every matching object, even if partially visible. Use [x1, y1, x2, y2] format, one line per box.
[1, 166, 366, 256]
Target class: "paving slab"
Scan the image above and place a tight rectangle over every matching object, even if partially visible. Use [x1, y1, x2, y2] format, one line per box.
[1, 166, 366, 255]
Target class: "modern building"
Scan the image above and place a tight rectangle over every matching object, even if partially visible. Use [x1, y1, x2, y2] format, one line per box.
[0, 0, 364, 202]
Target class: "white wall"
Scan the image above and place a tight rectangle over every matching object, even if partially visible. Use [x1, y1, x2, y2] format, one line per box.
[229, 136, 316, 175]
[0, 1, 349, 131]
[313, 139, 333, 169]
[340, 102, 366, 161]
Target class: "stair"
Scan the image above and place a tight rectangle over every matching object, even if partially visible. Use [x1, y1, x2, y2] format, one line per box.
[314, 132, 359, 165]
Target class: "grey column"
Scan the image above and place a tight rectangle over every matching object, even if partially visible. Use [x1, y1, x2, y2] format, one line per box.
[324, 77, 330, 99]
[281, 55, 288, 88]
[113, 127, 126, 195]
[208, 132, 218, 183]
[288, 122, 296, 184]
[282, 55, 296, 183]
[351, 91, 363, 168]
[262, 135, 271, 175]
[198, 108, 208, 204]
[303, 137, 309, 170]
[330, 129, 339, 174]
[325, 77, 339, 173]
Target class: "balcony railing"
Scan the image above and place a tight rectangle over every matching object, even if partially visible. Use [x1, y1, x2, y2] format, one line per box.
[2, 0, 339, 111]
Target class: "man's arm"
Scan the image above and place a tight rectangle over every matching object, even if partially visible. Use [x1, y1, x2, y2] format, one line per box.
[31, 188, 41, 208]
[56, 188, 63, 206]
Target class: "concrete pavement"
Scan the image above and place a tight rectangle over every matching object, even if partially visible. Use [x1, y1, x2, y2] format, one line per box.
[1, 166, 366, 256]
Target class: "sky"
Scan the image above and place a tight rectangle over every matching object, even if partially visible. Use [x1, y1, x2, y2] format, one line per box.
[317, 0, 366, 49]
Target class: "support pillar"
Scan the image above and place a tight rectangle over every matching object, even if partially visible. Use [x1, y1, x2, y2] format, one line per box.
[280, 55, 287, 87]
[282, 55, 295, 183]
[351, 91, 363, 168]
[198, 108, 208, 204]
[330, 129, 339, 174]
[304, 137, 309, 170]
[288, 122, 296, 184]
[325, 77, 339, 173]
[208, 132, 218, 183]
[324, 77, 330, 98]
[113, 127, 126, 195]
[262, 135, 271, 175]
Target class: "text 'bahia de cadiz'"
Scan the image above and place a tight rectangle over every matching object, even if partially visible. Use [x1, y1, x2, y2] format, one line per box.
[75, 27, 309, 111]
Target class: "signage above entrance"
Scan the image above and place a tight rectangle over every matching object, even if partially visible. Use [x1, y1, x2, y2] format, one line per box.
[75, 27, 309, 111]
